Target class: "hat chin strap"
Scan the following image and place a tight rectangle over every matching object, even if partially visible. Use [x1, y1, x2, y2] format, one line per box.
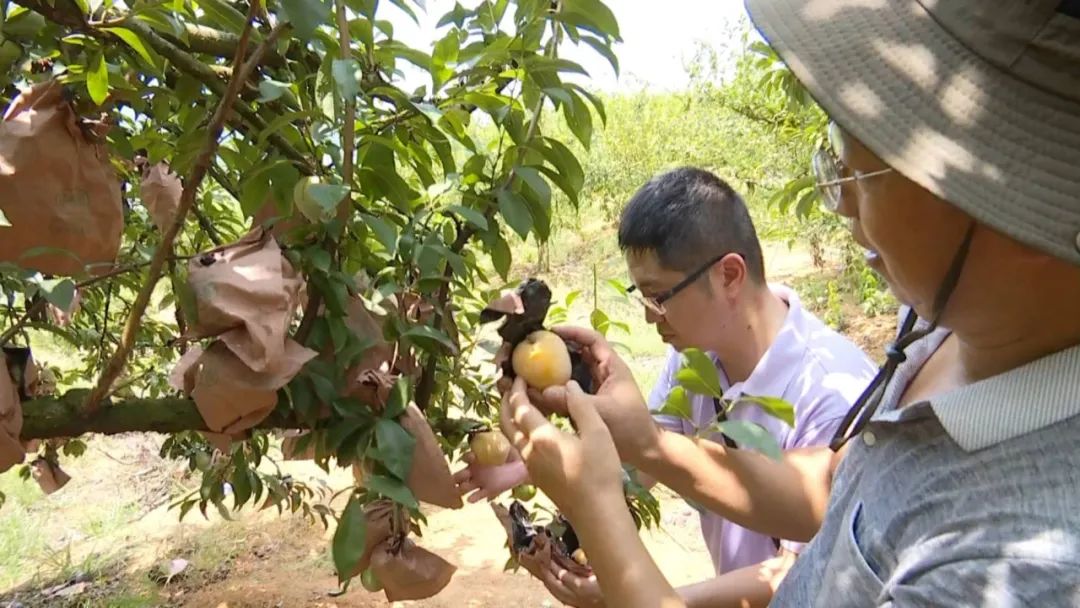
[829, 221, 978, 451]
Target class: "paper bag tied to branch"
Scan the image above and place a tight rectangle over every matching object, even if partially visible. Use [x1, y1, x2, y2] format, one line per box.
[0, 356, 23, 474]
[140, 161, 182, 233]
[400, 403, 462, 510]
[185, 228, 305, 373]
[30, 457, 70, 494]
[0, 79, 122, 276]
[170, 339, 315, 436]
[371, 537, 457, 602]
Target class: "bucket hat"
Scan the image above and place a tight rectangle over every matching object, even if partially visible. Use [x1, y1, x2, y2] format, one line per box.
[744, 0, 1080, 266]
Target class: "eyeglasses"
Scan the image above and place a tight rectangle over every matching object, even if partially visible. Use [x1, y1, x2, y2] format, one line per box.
[626, 253, 732, 316]
[812, 121, 893, 212]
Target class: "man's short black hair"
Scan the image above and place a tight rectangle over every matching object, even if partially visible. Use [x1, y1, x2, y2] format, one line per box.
[618, 167, 766, 283]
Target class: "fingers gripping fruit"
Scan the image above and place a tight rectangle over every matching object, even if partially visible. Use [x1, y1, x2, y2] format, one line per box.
[469, 430, 511, 467]
[511, 330, 572, 390]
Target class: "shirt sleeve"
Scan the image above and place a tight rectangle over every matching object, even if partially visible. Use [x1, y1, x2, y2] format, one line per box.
[779, 392, 851, 555]
[648, 347, 689, 434]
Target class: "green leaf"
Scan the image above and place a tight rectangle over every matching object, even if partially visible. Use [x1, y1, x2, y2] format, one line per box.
[568, 83, 607, 126]
[37, 279, 76, 311]
[365, 215, 398, 256]
[308, 184, 350, 216]
[589, 308, 609, 336]
[562, 92, 593, 150]
[258, 79, 291, 103]
[87, 54, 109, 106]
[430, 30, 459, 91]
[375, 418, 416, 481]
[332, 59, 361, 100]
[676, 349, 723, 399]
[445, 205, 488, 230]
[580, 34, 619, 76]
[280, 0, 330, 40]
[715, 420, 783, 461]
[497, 189, 531, 239]
[437, 2, 470, 28]
[515, 166, 551, 206]
[103, 27, 156, 66]
[539, 137, 585, 192]
[365, 473, 419, 508]
[489, 233, 511, 280]
[230, 465, 252, 509]
[740, 395, 796, 427]
[305, 248, 332, 273]
[384, 376, 409, 419]
[560, 0, 621, 40]
[658, 386, 692, 420]
[403, 325, 457, 354]
[387, 0, 420, 24]
[332, 495, 368, 584]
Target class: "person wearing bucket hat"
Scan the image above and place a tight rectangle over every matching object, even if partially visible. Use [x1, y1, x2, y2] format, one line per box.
[499, 1, 1080, 606]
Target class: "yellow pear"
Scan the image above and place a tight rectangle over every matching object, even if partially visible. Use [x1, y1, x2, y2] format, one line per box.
[470, 431, 511, 467]
[511, 330, 572, 390]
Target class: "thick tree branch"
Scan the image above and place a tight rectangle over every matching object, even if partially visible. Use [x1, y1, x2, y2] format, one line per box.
[123, 18, 313, 172]
[84, 7, 281, 413]
[20, 390, 303, 439]
[166, 24, 287, 68]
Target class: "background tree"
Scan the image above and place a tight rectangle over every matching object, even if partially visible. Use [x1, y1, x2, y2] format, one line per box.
[0, 0, 624, 591]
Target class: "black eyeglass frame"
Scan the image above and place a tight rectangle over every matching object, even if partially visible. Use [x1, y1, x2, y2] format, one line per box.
[626, 253, 738, 316]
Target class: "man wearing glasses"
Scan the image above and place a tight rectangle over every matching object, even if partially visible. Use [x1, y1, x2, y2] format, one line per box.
[455, 167, 877, 607]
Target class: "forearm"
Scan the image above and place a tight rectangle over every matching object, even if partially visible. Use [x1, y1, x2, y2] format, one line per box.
[677, 551, 797, 608]
[568, 494, 685, 608]
[634, 430, 833, 542]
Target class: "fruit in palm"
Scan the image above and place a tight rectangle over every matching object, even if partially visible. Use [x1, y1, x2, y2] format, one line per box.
[511, 330, 572, 390]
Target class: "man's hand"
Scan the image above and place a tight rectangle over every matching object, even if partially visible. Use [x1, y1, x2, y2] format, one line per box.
[531, 326, 662, 463]
[540, 561, 607, 608]
[499, 376, 624, 519]
[452, 449, 530, 503]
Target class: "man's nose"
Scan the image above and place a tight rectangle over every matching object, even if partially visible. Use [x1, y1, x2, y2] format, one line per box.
[645, 307, 662, 325]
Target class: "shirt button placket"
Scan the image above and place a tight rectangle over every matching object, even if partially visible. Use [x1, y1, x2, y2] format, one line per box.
[862, 431, 877, 447]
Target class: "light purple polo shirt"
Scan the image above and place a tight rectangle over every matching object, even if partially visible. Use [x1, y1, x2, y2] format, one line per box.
[648, 284, 877, 575]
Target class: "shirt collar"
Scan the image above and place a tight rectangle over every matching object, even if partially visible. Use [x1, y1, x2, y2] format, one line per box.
[930, 342, 1080, 451]
[723, 284, 808, 404]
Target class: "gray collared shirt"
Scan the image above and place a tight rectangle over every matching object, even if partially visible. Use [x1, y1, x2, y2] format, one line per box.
[772, 318, 1080, 606]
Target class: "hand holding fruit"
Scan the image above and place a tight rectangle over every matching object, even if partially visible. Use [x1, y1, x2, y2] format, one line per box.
[531, 326, 660, 463]
[452, 444, 531, 504]
[498, 376, 624, 521]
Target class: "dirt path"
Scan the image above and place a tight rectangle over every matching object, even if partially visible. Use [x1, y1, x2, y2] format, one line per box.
[173, 490, 711, 608]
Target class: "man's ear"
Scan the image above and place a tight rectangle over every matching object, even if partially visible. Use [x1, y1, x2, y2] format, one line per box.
[715, 253, 747, 294]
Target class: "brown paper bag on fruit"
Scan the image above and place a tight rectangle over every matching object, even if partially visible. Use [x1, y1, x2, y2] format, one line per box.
[0, 79, 122, 276]
[30, 457, 70, 494]
[141, 161, 182, 232]
[184, 228, 305, 373]
[280, 430, 317, 460]
[347, 499, 399, 578]
[370, 537, 456, 602]
[400, 404, 462, 509]
[0, 357, 24, 474]
[170, 339, 316, 435]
